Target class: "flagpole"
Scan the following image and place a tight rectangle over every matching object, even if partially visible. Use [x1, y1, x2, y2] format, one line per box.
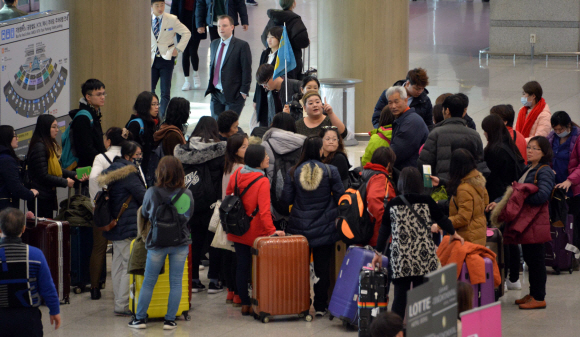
[284, 23, 288, 106]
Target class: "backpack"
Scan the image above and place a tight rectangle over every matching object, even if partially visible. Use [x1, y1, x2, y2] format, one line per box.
[183, 161, 216, 212]
[93, 188, 132, 232]
[219, 171, 265, 237]
[150, 188, 186, 247]
[127, 118, 145, 136]
[336, 171, 388, 245]
[145, 142, 164, 187]
[266, 140, 301, 216]
[61, 110, 93, 170]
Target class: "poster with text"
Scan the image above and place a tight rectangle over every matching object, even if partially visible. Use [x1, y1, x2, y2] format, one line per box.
[0, 11, 70, 130]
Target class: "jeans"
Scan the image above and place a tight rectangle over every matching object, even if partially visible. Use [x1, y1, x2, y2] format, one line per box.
[311, 244, 333, 311]
[391, 276, 425, 319]
[151, 56, 175, 120]
[233, 242, 252, 305]
[521, 243, 546, 301]
[112, 239, 132, 312]
[210, 90, 246, 118]
[136, 244, 189, 321]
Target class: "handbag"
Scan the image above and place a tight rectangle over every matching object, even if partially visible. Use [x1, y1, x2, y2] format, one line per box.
[208, 200, 222, 233]
[211, 219, 235, 252]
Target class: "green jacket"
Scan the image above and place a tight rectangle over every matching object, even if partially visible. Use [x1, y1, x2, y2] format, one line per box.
[55, 195, 94, 227]
[361, 125, 393, 167]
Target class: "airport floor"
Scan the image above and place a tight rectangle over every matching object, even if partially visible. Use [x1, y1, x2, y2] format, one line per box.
[42, 0, 580, 335]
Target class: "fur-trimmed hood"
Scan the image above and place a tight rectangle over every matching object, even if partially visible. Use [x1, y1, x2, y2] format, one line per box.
[299, 162, 324, 191]
[462, 169, 487, 197]
[490, 185, 513, 228]
[97, 159, 138, 187]
[174, 137, 226, 165]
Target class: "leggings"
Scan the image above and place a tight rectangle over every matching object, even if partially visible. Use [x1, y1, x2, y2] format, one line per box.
[181, 10, 202, 76]
[391, 276, 425, 319]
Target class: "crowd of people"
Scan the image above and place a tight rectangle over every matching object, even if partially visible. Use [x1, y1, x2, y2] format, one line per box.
[0, 0, 577, 335]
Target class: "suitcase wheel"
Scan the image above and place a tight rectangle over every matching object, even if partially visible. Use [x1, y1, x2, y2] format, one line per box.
[328, 314, 334, 321]
[73, 287, 83, 294]
[183, 311, 191, 321]
[261, 316, 270, 324]
[304, 314, 313, 322]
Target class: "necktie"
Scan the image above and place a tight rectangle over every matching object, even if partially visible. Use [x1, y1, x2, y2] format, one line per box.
[213, 42, 226, 87]
[153, 17, 160, 39]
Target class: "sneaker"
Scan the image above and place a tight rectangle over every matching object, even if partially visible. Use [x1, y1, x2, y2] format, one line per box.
[192, 74, 201, 89]
[163, 320, 177, 330]
[233, 295, 242, 307]
[114, 310, 132, 317]
[128, 318, 146, 329]
[246, 0, 258, 6]
[506, 279, 521, 290]
[515, 294, 533, 305]
[181, 80, 191, 91]
[315, 309, 327, 317]
[208, 281, 225, 294]
[226, 290, 235, 304]
[192, 281, 206, 293]
[519, 298, 546, 310]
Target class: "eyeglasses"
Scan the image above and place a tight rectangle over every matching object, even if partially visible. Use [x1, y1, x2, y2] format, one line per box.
[51, 125, 59, 130]
[151, 102, 160, 107]
[91, 92, 107, 97]
[259, 78, 272, 88]
[527, 146, 542, 151]
[13, 134, 18, 138]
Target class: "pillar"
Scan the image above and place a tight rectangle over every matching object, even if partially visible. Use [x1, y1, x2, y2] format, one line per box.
[317, 0, 409, 133]
[40, 0, 151, 130]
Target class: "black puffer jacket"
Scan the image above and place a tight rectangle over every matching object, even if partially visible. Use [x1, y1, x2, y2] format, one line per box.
[0, 146, 34, 210]
[126, 114, 158, 180]
[261, 9, 309, 80]
[282, 160, 344, 248]
[70, 98, 106, 168]
[27, 142, 76, 199]
[372, 79, 433, 128]
[97, 158, 146, 241]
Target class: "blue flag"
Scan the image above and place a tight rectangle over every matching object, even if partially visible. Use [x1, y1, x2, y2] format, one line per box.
[273, 25, 296, 80]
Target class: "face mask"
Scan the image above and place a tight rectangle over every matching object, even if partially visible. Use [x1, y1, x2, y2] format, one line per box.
[521, 96, 532, 107]
[557, 130, 570, 138]
[133, 158, 142, 167]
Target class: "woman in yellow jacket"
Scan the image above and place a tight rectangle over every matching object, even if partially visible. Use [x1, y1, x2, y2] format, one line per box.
[445, 149, 489, 246]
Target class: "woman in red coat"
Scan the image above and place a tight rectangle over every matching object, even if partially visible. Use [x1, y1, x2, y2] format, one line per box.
[226, 145, 284, 316]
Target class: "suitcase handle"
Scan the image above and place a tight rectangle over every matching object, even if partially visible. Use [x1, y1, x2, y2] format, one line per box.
[25, 197, 38, 229]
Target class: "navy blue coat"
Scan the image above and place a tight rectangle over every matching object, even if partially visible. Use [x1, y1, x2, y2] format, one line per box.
[390, 108, 429, 170]
[0, 146, 34, 211]
[97, 158, 146, 241]
[520, 164, 555, 205]
[282, 160, 345, 248]
[372, 79, 433, 128]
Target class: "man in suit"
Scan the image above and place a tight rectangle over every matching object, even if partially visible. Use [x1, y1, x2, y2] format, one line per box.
[205, 15, 252, 118]
[151, 0, 191, 120]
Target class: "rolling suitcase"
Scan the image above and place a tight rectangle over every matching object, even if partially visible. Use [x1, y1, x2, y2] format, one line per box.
[129, 240, 192, 321]
[22, 215, 71, 304]
[328, 246, 388, 326]
[485, 228, 504, 300]
[70, 226, 106, 294]
[459, 258, 495, 307]
[358, 268, 388, 337]
[251, 235, 311, 323]
[545, 214, 575, 274]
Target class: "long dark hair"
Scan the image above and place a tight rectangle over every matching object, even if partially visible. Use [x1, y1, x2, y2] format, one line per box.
[164, 97, 190, 130]
[397, 167, 423, 195]
[290, 136, 322, 177]
[271, 112, 297, 132]
[447, 149, 477, 196]
[105, 127, 127, 146]
[133, 91, 157, 122]
[482, 114, 523, 161]
[378, 106, 395, 128]
[224, 133, 248, 174]
[319, 128, 346, 165]
[190, 116, 220, 143]
[0, 125, 17, 160]
[28, 114, 58, 158]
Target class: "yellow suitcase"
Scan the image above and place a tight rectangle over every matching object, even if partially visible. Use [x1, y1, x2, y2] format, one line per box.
[129, 240, 191, 321]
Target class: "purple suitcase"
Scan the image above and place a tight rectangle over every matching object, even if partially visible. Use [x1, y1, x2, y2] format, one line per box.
[328, 247, 388, 326]
[545, 214, 574, 274]
[459, 258, 494, 307]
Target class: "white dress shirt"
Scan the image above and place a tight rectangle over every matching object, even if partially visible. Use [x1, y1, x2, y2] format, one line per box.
[214, 35, 232, 91]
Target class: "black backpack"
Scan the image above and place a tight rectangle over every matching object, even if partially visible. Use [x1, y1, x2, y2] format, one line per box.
[219, 171, 265, 236]
[266, 140, 301, 216]
[146, 143, 164, 187]
[184, 162, 216, 212]
[150, 188, 186, 247]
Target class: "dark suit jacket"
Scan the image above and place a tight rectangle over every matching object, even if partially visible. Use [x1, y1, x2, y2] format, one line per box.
[205, 36, 252, 103]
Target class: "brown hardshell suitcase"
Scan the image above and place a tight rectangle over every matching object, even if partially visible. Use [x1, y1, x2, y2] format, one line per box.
[251, 235, 312, 323]
[22, 217, 71, 304]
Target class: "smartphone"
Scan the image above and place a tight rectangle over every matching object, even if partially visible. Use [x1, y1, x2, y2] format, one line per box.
[423, 165, 432, 188]
[76, 166, 92, 180]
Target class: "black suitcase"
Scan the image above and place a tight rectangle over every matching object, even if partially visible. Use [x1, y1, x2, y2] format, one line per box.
[70, 226, 106, 293]
[358, 268, 388, 337]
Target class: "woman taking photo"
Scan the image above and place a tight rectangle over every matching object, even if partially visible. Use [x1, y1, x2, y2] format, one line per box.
[126, 91, 160, 185]
[153, 97, 190, 156]
[226, 145, 283, 316]
[0, 125, 38, 211]
[253, 26, 282, 127]
[516, 81, 551, 142]
[174, 116, 226, 294]
[88, 126, 128, 300]
[373, 167, 463, 319]
[27, 114, 81, 217]
[282, 136, 345, 317]
[286, 76, 320, 121]
[296, 92, 347, 139]
[97, 141, 147, 316]
[128, 156, 193, 330]
[320, 126, 350, 188]
[488, 136, 555, 309]
[547, 111, 580, 251]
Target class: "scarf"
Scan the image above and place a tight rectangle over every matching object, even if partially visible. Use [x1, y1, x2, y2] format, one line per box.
[515, 98, 546, 137]
[47, 144, 63, 177]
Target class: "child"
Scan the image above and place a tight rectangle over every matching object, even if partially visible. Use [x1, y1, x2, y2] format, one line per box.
[362, 106, 394, 166]
[0, 208, 61, 335]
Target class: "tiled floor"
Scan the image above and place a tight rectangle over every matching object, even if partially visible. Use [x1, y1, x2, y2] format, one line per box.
[41, 0, 580, 335]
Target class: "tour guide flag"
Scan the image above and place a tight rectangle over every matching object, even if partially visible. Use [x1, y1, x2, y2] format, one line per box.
[273, 24, 296, 80]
